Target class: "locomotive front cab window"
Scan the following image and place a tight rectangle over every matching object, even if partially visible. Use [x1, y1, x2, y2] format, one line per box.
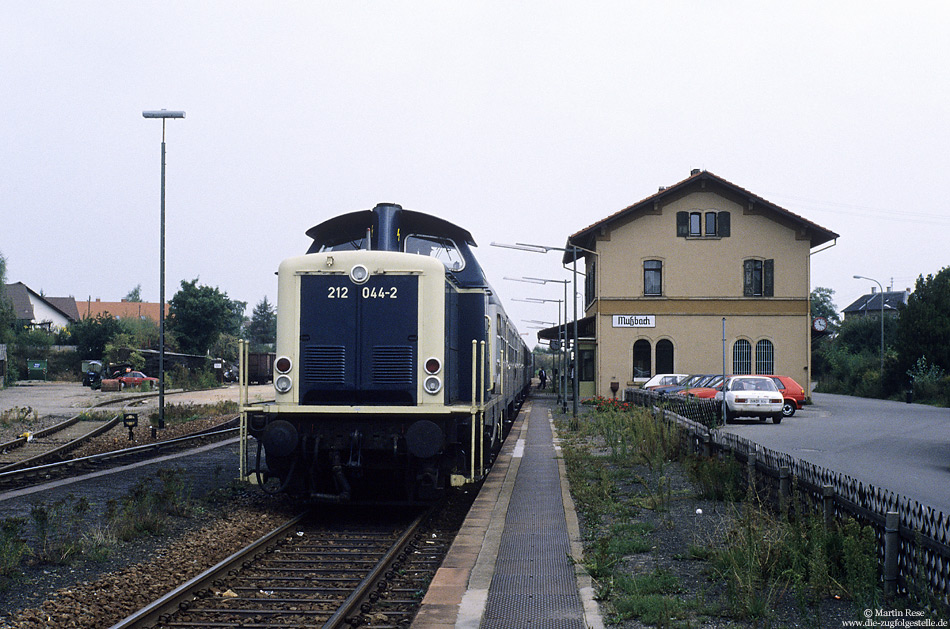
[404, 235, 465, 271]
[319, 238, 368, 252]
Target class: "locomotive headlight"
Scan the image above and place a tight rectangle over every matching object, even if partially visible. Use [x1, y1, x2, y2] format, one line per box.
[424, 357, 441, 375]
[275, 374, 293, 394]
[350, 264, 369, 284]
[275, 356, 292, 374]
[423, 375, 442, 395]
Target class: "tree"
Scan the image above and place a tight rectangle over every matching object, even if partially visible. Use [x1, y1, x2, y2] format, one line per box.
[895, 266, 950, 380]
[69, 314, 122, 359]
[245, 296, 277, 349]
[810, 287, 841, 333]
[168, 279, 243, 356]
[0, 251, 14, 345]
[124, 284, 143, 302]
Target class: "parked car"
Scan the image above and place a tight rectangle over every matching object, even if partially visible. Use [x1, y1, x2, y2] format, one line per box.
[761, 375, 807, 417]
[677, 375, 725, 398]
[655, 374, 720, 395]
[716, 375, 784, 423]
[641, 373, 689, 389]
[115, 371, 159, 389]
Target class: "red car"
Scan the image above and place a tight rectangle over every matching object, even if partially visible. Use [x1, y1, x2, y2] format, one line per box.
[115, 371, 159, 389]
[761, 375, 806, 417]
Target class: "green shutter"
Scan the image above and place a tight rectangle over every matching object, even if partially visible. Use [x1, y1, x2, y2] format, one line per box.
[676, 211, 688, 237]
[718, 211, 730, 237]
[764, 259, 774, 296]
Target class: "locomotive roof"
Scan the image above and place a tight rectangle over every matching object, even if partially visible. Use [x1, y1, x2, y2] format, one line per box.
[305, 205, 477, 250]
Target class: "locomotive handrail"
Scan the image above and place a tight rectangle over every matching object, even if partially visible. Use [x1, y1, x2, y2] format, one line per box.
[470, 339, 478, 483]
[479, 339, 486, 478]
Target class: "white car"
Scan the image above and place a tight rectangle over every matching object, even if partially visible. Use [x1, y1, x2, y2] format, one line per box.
[717, 376, 785, 424]
[641, 373, 689, 389]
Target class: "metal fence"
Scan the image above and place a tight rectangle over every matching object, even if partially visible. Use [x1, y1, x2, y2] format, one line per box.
[623, 387, 950, 608]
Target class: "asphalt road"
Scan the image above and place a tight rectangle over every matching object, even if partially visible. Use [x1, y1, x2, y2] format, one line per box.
[720, 392, 950, 516]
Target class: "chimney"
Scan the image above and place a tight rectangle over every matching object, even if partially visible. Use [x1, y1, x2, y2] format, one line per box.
[870, 287, 877, 293]
[690, 168, 701, 176]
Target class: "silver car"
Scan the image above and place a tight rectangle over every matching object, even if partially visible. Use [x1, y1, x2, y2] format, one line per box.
[717, 376, 785, 424]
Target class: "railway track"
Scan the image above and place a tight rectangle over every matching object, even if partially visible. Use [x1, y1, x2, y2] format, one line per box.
[0, 419, 240, 491]
[110, 507, 437, 629]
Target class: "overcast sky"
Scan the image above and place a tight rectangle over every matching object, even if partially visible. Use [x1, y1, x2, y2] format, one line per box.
[3, 2, 948, 347]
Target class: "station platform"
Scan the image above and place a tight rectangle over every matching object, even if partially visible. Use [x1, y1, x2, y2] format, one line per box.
[413, 392, 604, 628]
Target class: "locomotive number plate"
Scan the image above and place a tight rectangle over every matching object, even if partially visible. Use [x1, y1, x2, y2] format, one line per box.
[325, 286, 398, 299]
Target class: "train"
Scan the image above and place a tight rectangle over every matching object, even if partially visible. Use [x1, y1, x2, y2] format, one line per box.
[242, 203, 532, 503]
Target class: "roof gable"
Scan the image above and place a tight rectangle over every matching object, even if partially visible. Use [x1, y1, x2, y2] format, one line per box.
[565, 170, 839, 262]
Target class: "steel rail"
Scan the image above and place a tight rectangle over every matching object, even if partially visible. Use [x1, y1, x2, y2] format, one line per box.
[0, 414, 122, 474]
[106, 512, 310, 629]
[108, 509, 430, 629]
[0, 424, 240, 489]
[323, 508, 429, 628]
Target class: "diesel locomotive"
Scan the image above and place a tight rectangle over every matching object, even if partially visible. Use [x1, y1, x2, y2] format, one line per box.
[242, 203, 531, 503]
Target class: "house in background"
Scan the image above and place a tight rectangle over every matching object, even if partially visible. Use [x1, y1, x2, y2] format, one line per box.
[2, 282, 78, 331]
[841, 287, 911, 321]
[544, 169, 839, 399]
[79, 298, 168, 323]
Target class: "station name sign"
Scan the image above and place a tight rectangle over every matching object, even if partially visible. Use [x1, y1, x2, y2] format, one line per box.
[612, 315, 656, 328]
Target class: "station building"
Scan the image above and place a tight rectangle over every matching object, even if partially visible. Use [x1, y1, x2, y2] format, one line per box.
[546, 170, 839, 399]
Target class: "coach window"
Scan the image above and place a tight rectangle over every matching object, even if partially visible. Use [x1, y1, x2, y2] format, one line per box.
[405, 235, 465, 271]
[633, 339, 651, 380]
[644, 260, 662, 296]
[755, 339, 774, 374]
[733, 339, 752, 375]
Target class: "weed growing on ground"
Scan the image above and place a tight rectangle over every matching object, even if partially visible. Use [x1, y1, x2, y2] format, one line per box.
[0, 406, 38, 428]
[558, 401, 905, 627]
[149, 400, 239, 427]
[0, 518, 29, 586]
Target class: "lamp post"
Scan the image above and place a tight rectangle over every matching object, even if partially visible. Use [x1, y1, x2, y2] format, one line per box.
[853, 274, 885, 379]
[495, 241, 598, 420]
[504, 274, 571, 415]
[515, 297, 564, 405]
[143, 109, 185, 430]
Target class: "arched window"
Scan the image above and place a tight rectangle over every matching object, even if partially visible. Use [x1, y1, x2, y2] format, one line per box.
[633, 340, 652, 379]
[733, 339, 752, 375]
[755, 340, 774, 374]
[656, 339, 674, 374]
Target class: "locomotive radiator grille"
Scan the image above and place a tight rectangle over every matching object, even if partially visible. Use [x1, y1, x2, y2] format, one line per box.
[372, 346, 414, 384]
[302, 345, 346, 384]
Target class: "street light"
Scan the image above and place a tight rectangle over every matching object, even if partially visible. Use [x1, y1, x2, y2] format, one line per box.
[853, 275, 885, 379]
[514, 296, 564, 404]
[496, 239, 599, 421]
[503, 274, 571, 415]
[143, 109, 185, 430]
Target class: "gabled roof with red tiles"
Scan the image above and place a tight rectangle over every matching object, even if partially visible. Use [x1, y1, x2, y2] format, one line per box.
[563, 170, 839, 263]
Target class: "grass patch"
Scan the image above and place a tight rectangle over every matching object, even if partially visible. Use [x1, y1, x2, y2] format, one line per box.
[558, 401, 906, 627]
[148, 400, 238, 427]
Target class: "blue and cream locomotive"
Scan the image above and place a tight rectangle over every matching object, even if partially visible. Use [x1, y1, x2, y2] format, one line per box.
[243, 203, 531, 503]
